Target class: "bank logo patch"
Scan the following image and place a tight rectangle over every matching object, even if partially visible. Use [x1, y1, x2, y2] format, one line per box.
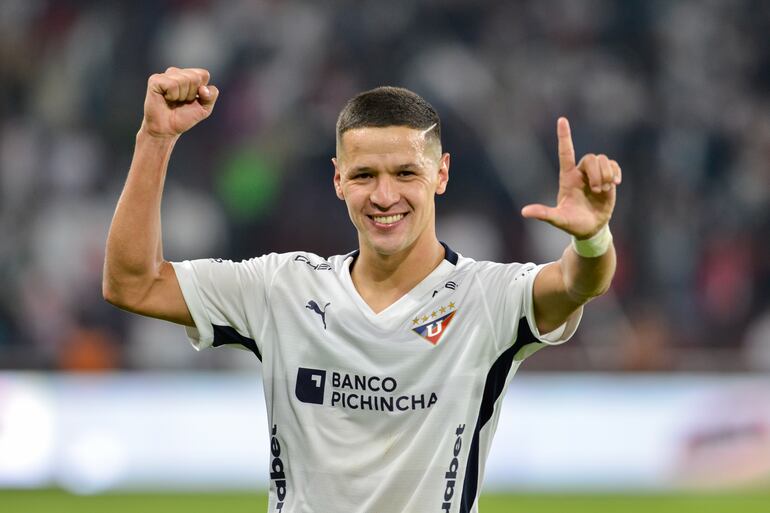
[295, 367, 326, 404]
[411, 302, 457, 345]
[294, 368, 439, 412]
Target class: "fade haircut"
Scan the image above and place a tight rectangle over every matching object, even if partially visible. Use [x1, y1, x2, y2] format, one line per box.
[336, 86, 442, 157]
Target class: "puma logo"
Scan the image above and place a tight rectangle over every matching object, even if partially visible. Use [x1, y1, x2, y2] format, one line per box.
[305, 300, 330, 330]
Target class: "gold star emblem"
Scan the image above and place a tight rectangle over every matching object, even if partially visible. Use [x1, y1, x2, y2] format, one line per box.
[431, 311, 437, 318]
[421, 315, 429, 322]
[412, 318, 420, 325]
[439, 306, 446, 314]
[448, 302, 456, 310]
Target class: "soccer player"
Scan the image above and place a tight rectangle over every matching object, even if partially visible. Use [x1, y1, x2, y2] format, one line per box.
[103, 67, 620, 512]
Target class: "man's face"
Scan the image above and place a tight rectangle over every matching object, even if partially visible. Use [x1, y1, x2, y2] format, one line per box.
[333, 126, 450, 257]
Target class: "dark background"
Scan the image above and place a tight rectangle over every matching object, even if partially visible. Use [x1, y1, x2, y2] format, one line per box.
[1, 0, 769, 372]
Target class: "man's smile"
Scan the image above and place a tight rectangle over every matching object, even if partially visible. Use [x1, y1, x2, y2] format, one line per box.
[368, 213, 407, 227]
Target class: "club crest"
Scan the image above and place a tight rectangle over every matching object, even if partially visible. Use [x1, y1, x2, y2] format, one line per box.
[411, 303, 457, 345]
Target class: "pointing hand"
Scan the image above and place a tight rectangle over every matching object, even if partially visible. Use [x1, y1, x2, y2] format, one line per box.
[521, 117, 621, 239]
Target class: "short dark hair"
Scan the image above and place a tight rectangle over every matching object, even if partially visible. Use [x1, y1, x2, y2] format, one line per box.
[336, 86, 441, 146]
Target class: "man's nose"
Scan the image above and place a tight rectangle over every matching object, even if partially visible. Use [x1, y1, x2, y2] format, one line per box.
[370, 176, 399, 209]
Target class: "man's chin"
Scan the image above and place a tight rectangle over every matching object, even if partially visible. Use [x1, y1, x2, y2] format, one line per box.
[370, 244, 402, 257]
[365, 237, 408, 258]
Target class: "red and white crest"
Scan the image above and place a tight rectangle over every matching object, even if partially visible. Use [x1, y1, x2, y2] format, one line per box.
[412, 308, 457, 345]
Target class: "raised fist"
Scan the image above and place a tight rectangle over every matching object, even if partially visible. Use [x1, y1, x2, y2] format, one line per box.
[141, 67, 219, 138]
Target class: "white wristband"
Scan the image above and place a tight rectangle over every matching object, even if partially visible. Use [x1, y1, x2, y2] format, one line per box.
[572, 225, 612, 258]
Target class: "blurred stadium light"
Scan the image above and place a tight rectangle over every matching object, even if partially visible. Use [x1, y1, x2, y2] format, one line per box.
[2, 372, 769, 493]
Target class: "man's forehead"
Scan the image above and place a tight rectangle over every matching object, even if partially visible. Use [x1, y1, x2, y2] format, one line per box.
[339, 126, 432, 157]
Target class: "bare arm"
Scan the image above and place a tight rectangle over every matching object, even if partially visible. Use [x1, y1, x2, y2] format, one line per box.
[102, 67, 219, 325]
[531, 240, 616, 334]
[522, 118, 622, 334]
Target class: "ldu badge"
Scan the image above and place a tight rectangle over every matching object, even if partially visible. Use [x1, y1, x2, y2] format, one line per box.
[411, 303, 457, 345]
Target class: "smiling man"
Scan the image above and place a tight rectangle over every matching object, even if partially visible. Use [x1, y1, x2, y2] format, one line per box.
[104, 68, 620, 513]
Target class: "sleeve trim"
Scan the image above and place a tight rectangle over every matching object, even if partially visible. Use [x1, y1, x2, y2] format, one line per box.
[171, 260, 215, 350]
[524, 263, 583, 346]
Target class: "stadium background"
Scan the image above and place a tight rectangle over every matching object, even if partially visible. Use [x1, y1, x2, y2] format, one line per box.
[1, 0, 769, 511]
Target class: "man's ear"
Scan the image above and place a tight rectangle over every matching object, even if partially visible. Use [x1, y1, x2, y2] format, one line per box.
[435, 153, 450, 195]
[332, 157, 344, 200]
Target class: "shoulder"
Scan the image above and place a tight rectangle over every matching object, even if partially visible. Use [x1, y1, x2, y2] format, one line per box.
[454, 254, 537, 282]
[185, 251, 339, 277]
[248, 251, 345, 279]
[262, 251, 352, 282]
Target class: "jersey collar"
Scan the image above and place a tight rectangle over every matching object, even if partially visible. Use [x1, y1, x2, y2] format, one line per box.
[345, 241, 458, 266]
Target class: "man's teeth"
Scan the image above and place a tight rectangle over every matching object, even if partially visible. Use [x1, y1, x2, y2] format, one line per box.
[372, 214, 405, 224]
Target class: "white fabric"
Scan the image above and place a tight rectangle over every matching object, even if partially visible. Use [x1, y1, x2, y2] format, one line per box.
[171, 249, 581, 513]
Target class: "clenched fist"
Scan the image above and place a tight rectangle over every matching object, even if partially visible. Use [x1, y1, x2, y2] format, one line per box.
[141, 67, 219, 138]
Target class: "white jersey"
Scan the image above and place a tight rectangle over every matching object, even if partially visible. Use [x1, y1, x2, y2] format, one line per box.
[172, 244, 581, 513]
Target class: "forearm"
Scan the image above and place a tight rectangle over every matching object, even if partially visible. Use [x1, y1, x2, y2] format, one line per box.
[559, 241, 616, 304]
[103, 129, 178, 303]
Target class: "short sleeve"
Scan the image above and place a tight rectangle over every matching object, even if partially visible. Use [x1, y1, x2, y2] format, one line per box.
[476, 261, 582, 359]
[171, 256, 275, 353]
[522, 264, 582, 345]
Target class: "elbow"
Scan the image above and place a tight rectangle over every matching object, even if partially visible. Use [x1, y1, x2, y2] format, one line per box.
[102, 275, 141, 311]
[102, 279, 126, 308]
[102, 267, 161, 314]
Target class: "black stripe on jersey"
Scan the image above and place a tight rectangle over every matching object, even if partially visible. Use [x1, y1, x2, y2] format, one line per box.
[459, 318, 539, 513]
[212, 324, 262, 361]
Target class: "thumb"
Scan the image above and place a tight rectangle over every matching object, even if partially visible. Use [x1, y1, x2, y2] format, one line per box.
[521, 203, 563, 226]
[198, 85, 219, 112]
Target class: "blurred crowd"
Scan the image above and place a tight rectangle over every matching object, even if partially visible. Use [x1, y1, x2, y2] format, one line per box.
[1, 0, 769, 372]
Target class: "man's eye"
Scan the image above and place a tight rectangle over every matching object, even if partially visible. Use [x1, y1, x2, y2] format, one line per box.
[353, 173, 372, 179]
[398, 170, 415, 177]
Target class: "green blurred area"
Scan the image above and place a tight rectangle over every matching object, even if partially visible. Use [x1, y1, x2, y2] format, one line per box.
[216, 147, 281, 222]
[2, 490, 770, 513]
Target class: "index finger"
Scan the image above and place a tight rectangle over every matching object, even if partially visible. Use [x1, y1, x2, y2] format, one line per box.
[557, 117, 576, 172]
[185, 68, 210, 86]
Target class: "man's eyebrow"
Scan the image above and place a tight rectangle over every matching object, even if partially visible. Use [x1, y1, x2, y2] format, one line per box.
[349, 166, 375, 174]
[346, 163, 421, 176]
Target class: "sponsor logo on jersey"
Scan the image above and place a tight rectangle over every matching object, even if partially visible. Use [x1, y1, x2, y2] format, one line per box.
[441, 424, 466, 513]
[294, 367, 438, 413]
[270, 424, 288, 512]
[305, 300, 330, 330]
[295, 367, 327, 404]
[432, 280, 457, 297]
[411, 302, 457, 345]
[293, 254, 333, 271]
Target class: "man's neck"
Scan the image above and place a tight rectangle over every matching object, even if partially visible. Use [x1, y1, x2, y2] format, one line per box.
[350, 236, 445, 314]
